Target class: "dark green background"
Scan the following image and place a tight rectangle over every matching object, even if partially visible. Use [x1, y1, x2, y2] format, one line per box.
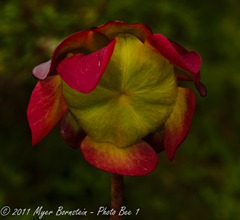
[1, 0, 240, 219]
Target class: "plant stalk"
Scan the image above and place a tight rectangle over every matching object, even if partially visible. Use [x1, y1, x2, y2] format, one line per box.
[110, 174, 124, 220]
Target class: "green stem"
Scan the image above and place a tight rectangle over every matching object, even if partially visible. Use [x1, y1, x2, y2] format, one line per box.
[110, 174, 124, 220]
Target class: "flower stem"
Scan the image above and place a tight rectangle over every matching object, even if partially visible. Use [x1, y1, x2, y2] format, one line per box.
[110, 174, 124, 220]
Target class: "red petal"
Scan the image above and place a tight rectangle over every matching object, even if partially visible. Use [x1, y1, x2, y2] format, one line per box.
[57, 39, 116, 93]
[81, 136, 158, 176]
[164, 87, 195, 160]
[33, 30, 109, 80]
[147, 34, 201, 73]
[170, 41, 201, 73]
[27, 75, 67, 145]
[94, 20, 152, 42]
[146, 34, 207, 96]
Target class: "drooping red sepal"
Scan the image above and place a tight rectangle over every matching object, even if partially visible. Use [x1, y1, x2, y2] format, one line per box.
[60, 111, 86, 149]
[170, 41, 201, 73]
[147, 34, 201, 73]
[33, 30, 110, 80]
[81, 136, 158, 176]
[57, 39, 116, 93]
[146, 34, 206, 96]
[27, 75, 67, 145]
[164, 87, 195, 160]
[171, 41, 207, 97]
[94, 20, 152, 42]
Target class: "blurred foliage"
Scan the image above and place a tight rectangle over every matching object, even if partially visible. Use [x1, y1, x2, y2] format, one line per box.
[0, 0, 240, 219]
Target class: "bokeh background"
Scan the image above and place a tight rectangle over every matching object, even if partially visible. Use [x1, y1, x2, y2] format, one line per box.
[1, 0, 240, 219]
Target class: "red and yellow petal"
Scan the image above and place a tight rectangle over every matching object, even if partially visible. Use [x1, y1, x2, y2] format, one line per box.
[60, 111, 86, 149]
[146, 34, 207, 96]
[27, 75, 67, 145]
[164, 87, 195, 160]
[57, 39, 116, 93]
[80, 136, 158, 176]
[94, 20, 152, 42]
[145, 87, 195, 159]
[33, 30, 110, 80]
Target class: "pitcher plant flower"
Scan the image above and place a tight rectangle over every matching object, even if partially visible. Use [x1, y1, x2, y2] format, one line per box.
[27, 21, 207, 176]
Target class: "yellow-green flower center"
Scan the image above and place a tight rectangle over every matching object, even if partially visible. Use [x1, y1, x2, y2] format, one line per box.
[63, 33, 178, 148]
